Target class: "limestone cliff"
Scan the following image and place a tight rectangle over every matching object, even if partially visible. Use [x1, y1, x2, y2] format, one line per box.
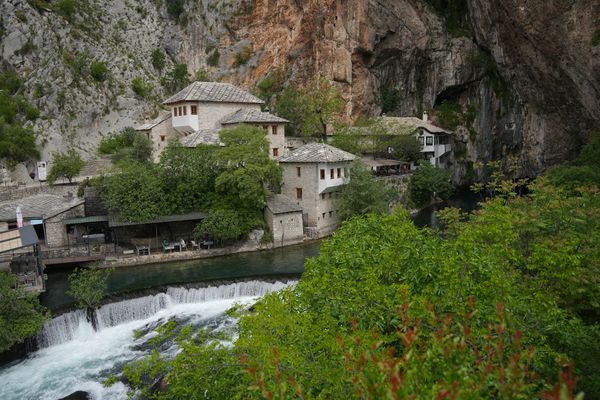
[1, 0, 598, 183]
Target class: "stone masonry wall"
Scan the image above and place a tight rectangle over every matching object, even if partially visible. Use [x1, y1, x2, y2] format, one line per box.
[44, 203, 85, 248]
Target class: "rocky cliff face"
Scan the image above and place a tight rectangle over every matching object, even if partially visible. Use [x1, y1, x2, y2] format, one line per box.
[2, 0, 598, 183]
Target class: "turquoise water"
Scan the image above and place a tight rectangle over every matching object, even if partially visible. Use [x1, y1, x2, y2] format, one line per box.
[41, 241, 321, 310]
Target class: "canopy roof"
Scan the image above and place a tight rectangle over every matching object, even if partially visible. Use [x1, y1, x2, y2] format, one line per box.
[0, 226, 39, 254]
[109, 212, 207, 228]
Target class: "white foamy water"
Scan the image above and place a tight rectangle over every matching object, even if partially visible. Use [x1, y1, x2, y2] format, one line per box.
[0, 280, 293, 400]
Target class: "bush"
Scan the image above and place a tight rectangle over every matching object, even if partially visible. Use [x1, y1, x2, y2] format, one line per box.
[234, 46, 253, 67]
[166, 0, 186, 19]
[90, 61, 109, 82]
[131, 76, 152, 98]
[592, 29, 600, 47]
[98, 127, 152, 164]
[408, 162, 454, 206]
[379, 83, 401, 114]
[207, 48, 220, 67]
[151, 48, 165, 72]
[54, 0, 76, 20]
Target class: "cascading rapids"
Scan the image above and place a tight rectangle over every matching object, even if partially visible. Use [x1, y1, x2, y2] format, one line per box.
[38, 280, 294, 348]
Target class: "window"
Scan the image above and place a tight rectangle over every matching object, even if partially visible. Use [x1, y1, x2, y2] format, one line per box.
[322, 213, 326, 219]
[321, 194, 326, 199]
[272, 125, 277, 135]
[329, 211, 333, 217]
[320, 169, 325, 180]
[160, 135, 166, 142]
[328, 193, 332, 199]
[426, 136, 433, 146]
[337, 168, 341, 178]
[182, 106, 187, 116]
[296, 188, 303, 200]
[296, 167, 301, 177]
[273, 148, 279, 157]
[330, 169, 334, 179]
[173, 109, 177, 117]
[419, 136, 424, 145]
[191, 105, 197, 115]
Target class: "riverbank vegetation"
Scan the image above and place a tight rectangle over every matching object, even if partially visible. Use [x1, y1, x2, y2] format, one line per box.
[0, 272, 47, 353]
[112, 135, 600, 398]
[95, 124, 281, 239]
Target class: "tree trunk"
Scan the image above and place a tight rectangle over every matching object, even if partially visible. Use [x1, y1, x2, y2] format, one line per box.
[85, 306, 98, 331]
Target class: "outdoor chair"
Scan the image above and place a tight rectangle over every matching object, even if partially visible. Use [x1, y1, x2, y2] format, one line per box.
[190, 240, 199, 250]
[162, 240, 175, 253]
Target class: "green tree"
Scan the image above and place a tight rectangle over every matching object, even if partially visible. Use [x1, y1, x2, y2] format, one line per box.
[151, 49, 166, 73]
[193, 206, 261, 244]
[162, 63, 189, 93]
[0, 120, 39, 168]
[275, 76, 345, 139]
[215, 125, 282, 211]
[336, 161, 395, 221]
[408, 162, 454, 206]
[98, 162, 166, 222]
[387, 134, 422, 162]
[159, 140, 217, 214]
[0, 272, 48, 353]
[98, 127, 152, 164]
[67, 266, 112, 329]
[47, 148, 85, 184]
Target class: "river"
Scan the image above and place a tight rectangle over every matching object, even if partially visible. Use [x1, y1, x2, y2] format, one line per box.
[0, 242, 320, 400]
[0, 196, 476, 400]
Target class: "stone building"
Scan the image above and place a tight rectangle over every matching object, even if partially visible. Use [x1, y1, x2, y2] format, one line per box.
[278, 143, 356, 239]
[0, 194, 85, 248]
[136, 81, 288, 160]
[265, 195, 304, 247]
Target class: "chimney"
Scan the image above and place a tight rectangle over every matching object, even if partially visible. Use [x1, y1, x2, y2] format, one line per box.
[422, 111, 428, 123]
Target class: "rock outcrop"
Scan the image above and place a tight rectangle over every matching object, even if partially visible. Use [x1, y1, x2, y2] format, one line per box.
[1, 0, 598, 182]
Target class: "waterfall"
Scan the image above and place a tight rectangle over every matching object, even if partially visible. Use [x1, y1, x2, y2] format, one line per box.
[37, 280, 294, 348]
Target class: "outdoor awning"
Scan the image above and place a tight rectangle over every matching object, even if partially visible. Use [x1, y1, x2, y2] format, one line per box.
[0, 226, 39, 254]
[108, 212, 207, 228]
[64, 215, 109, 225]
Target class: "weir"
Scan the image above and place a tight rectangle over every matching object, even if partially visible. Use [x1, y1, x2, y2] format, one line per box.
[37, 280, 294, 348]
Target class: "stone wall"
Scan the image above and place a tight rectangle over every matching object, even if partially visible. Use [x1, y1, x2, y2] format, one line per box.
[44, 203, 85, 248]
[265, 209, 304, 247]
[280, 163, 318, 226]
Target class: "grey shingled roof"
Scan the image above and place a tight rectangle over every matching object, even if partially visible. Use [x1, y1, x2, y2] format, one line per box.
[278, 143, 357, 163]
[180, 129, 222, 147]
[163, 82, 264, 105]
[220, 109, 288, 125]
[266, 195, 303, 215]
[380, 116, 451, 134]
[135, 112, 171, 131]
[0, 194, 84, 222]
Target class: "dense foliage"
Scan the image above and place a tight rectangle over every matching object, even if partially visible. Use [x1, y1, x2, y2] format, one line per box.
[98, 127, 153, 164]
[97, 126, 280, 242]
[47, 148, 85, 184]
[336, 161, 395, 221]
[0, 69, 39, 168]
[274, 76, 344, 139]
[408, 162, 455, 206]
[117, 172, 600, 398]
[0, 272, 48, 353]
